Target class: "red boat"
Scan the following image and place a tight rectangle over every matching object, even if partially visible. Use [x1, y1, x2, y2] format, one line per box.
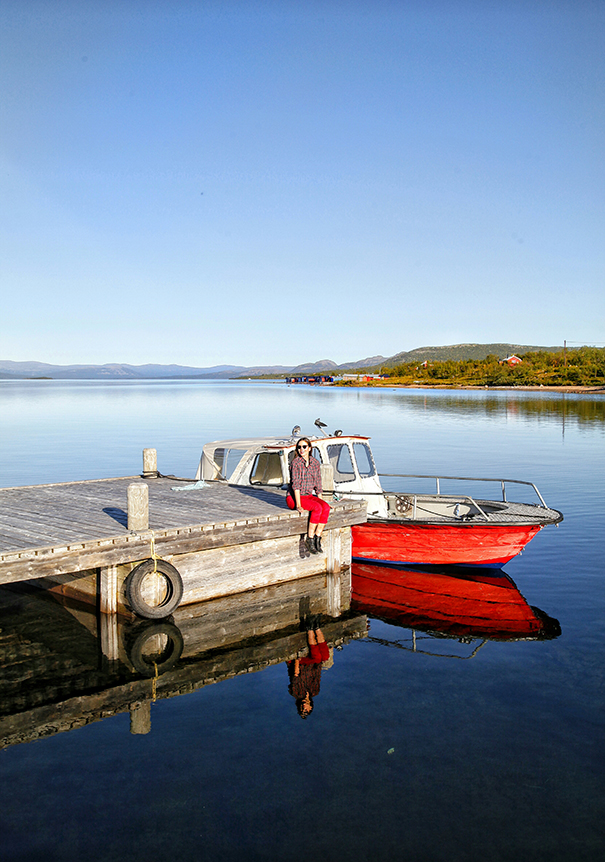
[351, 520, 547, 568]
[351, 561, 561, 641]
[197, 420, 563, 568]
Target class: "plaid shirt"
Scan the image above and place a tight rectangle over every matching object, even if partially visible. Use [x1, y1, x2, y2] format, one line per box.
[290, 454, 322, 496]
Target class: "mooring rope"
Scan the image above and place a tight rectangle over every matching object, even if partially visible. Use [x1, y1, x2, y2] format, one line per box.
[148, 529, 159, 573]
[152, 661, 159, 702]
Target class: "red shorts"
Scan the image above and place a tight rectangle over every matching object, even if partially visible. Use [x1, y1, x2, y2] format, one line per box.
[286, 494, 331, 525]
[301, 641, 330, 664]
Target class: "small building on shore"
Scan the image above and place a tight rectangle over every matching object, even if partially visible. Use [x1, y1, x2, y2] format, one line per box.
[339, 374, 387, 382]
[285, 375, 334, 384]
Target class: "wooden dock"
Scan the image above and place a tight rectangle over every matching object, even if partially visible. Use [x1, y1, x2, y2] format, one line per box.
[0, 473, 367, 618]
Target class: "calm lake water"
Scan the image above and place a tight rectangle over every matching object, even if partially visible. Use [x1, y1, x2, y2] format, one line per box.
[1, 380, 604, 862]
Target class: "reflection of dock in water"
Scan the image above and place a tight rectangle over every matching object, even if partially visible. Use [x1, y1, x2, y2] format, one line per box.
[0, 571, 367, 749]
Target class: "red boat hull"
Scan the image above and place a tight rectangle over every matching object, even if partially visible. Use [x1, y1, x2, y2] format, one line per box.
[351, 562, 559, 639]
[351, 521, 542, 567]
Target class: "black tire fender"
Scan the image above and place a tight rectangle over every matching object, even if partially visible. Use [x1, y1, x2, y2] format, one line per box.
[125, 619, 184, 676]
[125, 558, 184, 619]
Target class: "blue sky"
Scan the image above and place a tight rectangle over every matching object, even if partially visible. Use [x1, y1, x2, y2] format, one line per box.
[1, 0, 603, 367]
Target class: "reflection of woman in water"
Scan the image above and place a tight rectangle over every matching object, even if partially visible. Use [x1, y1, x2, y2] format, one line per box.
[287, 616, 330, 718]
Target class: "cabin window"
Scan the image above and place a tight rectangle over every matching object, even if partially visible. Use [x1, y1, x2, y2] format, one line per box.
[223, 449, 249, 480]
[353, 443, 376, 477]
[207, 447, 227, 480]
[250, 452, 284, 486]
[204, 447, 248, 480]
[327, 443, 355, 482]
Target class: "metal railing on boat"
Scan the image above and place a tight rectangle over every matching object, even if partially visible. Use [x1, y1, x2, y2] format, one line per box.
[375, 473, 549, 507]
[334, 488, 492, 520]
[378, 473, 548, 509]
[332, 474, 552, 521]
[363, 633, 489, 660]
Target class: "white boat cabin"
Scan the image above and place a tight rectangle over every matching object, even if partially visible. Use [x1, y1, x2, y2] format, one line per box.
[194, 421, 562, 527]
[195, 426, 389, 517]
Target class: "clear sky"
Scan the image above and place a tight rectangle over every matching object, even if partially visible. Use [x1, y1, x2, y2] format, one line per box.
[1, 0, 603, 367]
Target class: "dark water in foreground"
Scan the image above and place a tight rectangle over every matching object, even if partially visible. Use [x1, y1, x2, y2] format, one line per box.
[0, 381, 604, 862]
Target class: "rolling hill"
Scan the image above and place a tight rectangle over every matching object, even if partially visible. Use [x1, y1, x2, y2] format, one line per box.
[0, 344, 564, 380]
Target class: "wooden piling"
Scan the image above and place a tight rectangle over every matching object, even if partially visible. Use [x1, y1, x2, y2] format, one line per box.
[127, 483, 149, 531]
[142, 448, 158, 478]
[321, 463, 335, 501]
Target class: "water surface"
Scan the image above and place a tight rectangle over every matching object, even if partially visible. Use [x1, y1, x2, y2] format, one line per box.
[0, 380, 603, 861]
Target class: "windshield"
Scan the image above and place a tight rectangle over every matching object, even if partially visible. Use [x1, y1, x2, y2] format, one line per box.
[353, 442, 376, 477]
[327, 443, 355, 482]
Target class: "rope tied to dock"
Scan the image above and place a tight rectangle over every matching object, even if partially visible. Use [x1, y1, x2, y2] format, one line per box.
[151, 662, 159, 702]
[149, 529, 160, 573]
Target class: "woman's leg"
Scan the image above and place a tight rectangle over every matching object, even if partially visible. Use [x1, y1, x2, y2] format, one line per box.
[299, 495, 325, 538]
[310, 499, 330, 549]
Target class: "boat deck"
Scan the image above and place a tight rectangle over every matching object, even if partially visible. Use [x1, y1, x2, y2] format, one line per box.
[403, 497, 563, 525]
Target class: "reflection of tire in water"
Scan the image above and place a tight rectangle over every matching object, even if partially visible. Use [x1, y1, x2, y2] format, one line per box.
[125, 559, 184, 619]
[126, 619, 184, 677]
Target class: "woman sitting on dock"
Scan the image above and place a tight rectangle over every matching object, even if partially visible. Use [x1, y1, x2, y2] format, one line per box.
[286, 437, 331, 554]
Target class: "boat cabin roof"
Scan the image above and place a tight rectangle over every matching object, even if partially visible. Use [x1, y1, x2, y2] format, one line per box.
[202, 434, 371, 452]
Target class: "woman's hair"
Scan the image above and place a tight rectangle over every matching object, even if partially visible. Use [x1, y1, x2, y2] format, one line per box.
[295, 696, 314, 719]
[295, 437, 313, 455]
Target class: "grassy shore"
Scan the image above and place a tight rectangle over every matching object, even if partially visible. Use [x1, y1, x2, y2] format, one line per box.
[333, 381, 605, 394]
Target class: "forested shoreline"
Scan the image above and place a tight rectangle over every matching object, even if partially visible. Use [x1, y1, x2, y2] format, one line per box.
[338, 347, 605, 388]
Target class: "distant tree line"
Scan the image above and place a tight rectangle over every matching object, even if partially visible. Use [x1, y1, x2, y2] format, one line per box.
[359, 347, 605, 387]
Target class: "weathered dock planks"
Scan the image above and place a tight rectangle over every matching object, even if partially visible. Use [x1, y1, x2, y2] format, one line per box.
[0, 475, 367, 615]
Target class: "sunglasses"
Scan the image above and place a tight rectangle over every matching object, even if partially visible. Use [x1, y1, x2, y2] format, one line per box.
[297, 443, 309, 450]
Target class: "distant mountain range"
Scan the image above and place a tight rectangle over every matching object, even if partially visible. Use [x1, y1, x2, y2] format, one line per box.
[0, 344, 563, 380]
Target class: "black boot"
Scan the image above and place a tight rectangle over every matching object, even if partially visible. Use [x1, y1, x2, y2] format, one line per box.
[303, 614, 315, 631]
[306, 536, 318, 554]
[314, 535, 323, 554]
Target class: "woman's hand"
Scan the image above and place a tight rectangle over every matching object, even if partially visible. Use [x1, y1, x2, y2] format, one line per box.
[296, 506, 305, 514]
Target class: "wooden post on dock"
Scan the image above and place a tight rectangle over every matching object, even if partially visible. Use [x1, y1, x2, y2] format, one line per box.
[321, 464, 335, 501]
[127, 483, 149, 531]
[142, 448, 159, 478]
[98, 564, 119, 659]
[326, 571, 342, 617]
[326, 527, 350, 617]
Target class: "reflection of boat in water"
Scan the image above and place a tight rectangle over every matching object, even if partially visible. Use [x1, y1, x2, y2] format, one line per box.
[0, 572, 366, 749]
[351, 562, 561, 642]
